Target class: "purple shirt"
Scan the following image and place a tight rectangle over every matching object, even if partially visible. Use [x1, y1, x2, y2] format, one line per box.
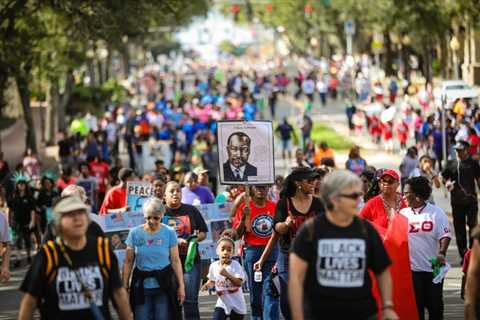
[181, 186, 214, 205]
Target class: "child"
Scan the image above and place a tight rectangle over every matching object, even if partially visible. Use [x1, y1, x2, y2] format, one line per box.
[202, 237, 247, 320]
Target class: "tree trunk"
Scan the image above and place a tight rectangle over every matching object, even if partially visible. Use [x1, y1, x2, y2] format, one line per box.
[121, 43, 130, 78]
[384, 31, 395, 76]
[46, 79, 59, 145]
[0, 65, 8, 117]
[97, 59, 104, 85]
[15, 69, 37, 154]
[58, 70, 74, 133]
[439, 35, 448, 79]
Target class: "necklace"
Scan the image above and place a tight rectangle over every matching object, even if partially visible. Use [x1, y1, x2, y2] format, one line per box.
[412, 203, 427, 215]
[381, 193, 401, 221]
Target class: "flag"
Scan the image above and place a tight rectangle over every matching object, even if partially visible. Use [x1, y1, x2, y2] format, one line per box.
[370, 214, 419, 320]
[110, 213, 124, 223]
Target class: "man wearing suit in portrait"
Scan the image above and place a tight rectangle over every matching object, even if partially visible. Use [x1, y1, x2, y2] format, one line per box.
[223, 132, 257, 182]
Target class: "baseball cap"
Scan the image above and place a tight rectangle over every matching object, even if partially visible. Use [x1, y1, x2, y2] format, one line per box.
[454, 140, 470, 151]
[380, 169, 399, 181]
[194, 167, 209, 175]
[53, 196, 89, 215]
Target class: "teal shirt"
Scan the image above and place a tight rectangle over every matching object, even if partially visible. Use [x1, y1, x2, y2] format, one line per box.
[125, 223, 177, 288]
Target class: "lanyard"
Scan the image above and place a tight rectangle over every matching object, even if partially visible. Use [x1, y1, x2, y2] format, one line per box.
[412, 203, 427, 215]
[56, 238, 94, 302]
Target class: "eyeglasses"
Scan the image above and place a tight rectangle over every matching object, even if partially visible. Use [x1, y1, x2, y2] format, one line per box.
[380, 179, 397, 185]
[338, 192, 364, 200]
[145, 216, 161, 221]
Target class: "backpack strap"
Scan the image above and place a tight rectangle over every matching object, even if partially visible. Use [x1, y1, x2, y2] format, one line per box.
[97, 236, 111, 280]
[43, 240, 60, 283]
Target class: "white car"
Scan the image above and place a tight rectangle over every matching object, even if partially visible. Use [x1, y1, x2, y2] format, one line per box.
[434, 80, 479, 107]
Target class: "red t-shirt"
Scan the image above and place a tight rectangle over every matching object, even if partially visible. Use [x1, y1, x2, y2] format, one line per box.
[56, 177, 77, 192]
[232, 200, 276, 246]
[89, 160, 109, 193]
[99, 185, 126, 215]
[359, 194, 407, 233]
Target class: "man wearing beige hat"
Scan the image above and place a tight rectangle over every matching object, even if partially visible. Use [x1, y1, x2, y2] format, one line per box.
[18, 196, 132, 320]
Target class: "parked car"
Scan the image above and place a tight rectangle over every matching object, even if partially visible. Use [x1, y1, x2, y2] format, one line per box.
[434, 80, 479, 107]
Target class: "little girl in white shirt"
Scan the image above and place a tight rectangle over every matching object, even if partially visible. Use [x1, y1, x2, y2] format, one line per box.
[202, 237, 247, 319]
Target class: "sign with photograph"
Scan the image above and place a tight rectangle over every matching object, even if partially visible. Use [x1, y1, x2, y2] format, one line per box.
[217, 120, 275, 185]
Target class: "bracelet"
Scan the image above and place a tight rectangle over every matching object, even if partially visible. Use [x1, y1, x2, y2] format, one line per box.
[382, 301, 394, 310]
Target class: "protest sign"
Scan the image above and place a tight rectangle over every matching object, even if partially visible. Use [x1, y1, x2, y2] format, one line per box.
[126, 181, 154, 213]
[76, 178, 97, 212]
[97, 202, 233, 269]
[217, 120, 275, 185]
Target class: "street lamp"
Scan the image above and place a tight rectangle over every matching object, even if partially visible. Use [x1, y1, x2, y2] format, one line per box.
[450, 35, 460, 79]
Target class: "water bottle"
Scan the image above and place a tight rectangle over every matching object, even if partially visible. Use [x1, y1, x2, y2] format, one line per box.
[254, 271, 262, 282]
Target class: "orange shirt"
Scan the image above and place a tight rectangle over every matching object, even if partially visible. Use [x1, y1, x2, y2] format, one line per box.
[314, 148, 334, 166]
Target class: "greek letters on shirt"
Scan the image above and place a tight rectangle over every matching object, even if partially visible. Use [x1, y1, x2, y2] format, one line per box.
[252, 214, 273, 237]
[316, 239, 366, 287]
[56, 266, 104, 310]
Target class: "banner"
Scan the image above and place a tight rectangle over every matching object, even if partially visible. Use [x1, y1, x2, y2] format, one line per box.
[97, 201, 232, 269]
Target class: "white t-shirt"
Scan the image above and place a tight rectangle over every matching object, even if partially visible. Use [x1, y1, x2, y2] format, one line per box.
[302, 79, 315, 95]
[207, 260, 247, 315]
[400, 203, 451, 272]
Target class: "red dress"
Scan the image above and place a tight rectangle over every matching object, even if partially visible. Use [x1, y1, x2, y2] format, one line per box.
[360, 195, 418, 320]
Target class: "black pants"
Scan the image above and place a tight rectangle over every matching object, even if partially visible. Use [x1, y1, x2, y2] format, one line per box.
[452, 201, 478, 258]
[212, 307, 244, 320]
[412, 271, 444, 320]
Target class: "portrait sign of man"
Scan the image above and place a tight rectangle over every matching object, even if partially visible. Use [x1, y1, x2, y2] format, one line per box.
[223, 132, 257, 182]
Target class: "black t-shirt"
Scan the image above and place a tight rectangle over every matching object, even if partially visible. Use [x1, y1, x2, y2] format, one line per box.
[20, 236, 122, 320]
[277, 123, 294, 140]
[164, 204, 209, 264]
[292, 214, 391, 319]
[274, 197, 324, 253]
[8, 194, 36, 226]
[58, 138, 72, 158]
[443, 157, 480, 204]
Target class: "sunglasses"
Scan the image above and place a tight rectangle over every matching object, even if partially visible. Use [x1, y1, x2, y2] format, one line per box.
[145, 216, 161, 221]
[338, 192, 363, 200]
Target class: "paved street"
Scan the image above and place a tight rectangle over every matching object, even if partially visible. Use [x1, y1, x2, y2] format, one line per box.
[0, 94, 467, 319]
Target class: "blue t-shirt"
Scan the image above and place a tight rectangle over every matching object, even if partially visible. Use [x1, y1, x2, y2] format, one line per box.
[125, 224, 178, 288]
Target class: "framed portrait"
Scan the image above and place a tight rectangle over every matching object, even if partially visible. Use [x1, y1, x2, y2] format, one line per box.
[217, 120, 274, 185]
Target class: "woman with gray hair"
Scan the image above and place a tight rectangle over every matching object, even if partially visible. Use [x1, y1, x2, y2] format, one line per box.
[123, 197, 185, 320]
[289, 170, 398, 320]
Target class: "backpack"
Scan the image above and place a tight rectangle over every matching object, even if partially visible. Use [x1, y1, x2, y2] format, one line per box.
[42, 236, 112, 284]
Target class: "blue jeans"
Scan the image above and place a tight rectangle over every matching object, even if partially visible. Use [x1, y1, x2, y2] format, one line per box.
[183, 261, 201, 319]
[244, 245, 279, 320]
[134, 288, 170, 320]
[277, 251, 291, 320]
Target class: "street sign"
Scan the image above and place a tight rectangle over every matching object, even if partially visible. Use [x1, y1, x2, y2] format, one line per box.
[344, 20, 355, 35]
